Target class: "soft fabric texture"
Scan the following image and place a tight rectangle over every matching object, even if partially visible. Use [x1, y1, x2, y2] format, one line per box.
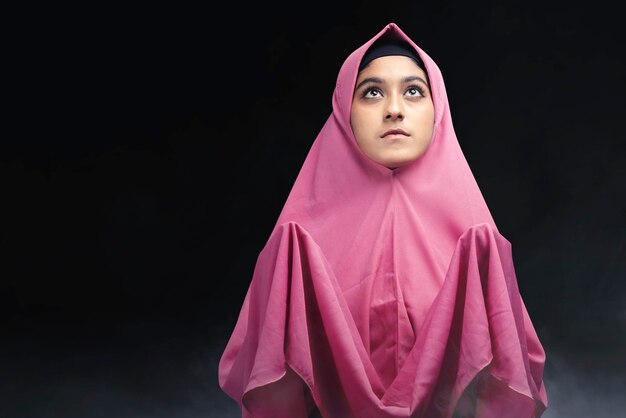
[218, 22, 548, 418]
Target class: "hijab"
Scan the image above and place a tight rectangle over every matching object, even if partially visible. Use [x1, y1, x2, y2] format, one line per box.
[271, 21, 498, 336]
[219, 22, 548, 418]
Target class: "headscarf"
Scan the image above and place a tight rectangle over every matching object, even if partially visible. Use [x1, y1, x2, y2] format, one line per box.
[271, 21, 498, 322]
[219, 22, 548, 418]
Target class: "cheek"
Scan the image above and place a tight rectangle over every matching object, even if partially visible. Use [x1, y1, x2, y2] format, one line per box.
[413, 107, 435, 135]
[350, 108, 372, 140]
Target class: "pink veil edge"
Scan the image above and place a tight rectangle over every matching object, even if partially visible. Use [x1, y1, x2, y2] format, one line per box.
[219, 222, 387, 417]
[429, 223, 549, 418]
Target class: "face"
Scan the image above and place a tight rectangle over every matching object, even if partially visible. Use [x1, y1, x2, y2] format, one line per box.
[350, 55, 435, 169]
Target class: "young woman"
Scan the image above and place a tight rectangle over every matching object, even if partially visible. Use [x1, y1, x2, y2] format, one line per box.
[218, 22, 549, 418]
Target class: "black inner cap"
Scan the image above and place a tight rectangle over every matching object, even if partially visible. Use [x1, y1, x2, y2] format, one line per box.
[358, 38, 426, 76]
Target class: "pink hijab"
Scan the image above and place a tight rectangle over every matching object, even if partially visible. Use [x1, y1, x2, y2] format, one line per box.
[219, 22, 548, 418]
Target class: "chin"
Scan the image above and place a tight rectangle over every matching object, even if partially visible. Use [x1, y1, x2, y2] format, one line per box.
[383, 161, 407, 169]
[383, 156, 414, 168]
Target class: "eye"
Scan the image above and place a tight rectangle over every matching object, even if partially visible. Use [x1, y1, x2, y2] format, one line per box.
[362, 87, 383, 99]
[406, 85, 426, 97]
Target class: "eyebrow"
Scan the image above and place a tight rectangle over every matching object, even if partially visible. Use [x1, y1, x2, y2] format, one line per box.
[355, 75, 430, 91]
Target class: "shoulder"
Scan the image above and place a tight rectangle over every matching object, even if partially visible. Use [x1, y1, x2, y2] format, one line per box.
[458, 222, 512, 250]
[269, 221, 314, 239]
[260, 221, 318, 254]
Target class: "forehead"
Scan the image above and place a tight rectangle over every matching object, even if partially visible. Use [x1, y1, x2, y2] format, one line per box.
[356, 55, 426, 81]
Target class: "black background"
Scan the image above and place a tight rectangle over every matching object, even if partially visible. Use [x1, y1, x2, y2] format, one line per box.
[2, 1, 625, 417]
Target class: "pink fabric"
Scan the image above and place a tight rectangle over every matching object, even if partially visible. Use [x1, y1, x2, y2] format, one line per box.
[218, 22, 548, 418]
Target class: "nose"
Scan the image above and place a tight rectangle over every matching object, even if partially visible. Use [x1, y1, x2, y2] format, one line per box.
[385, 93, 404, 120]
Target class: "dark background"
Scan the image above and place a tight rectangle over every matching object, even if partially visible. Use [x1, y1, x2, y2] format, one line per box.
[2, 2, 625, 417]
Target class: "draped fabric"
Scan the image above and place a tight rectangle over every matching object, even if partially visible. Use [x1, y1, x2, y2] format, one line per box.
[218, 22, 548, 418]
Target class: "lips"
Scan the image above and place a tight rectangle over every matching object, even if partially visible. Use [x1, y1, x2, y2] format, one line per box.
[381, 128, 409, 138]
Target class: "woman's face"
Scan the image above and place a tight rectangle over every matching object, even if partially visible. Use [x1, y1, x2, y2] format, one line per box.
[350, 55, 435, 169]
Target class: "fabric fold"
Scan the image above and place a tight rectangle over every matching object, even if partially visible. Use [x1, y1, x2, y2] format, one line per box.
[218, 222, 547, 417]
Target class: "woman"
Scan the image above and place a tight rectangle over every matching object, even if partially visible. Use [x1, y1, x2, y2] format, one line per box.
[218, 22, 548, 418]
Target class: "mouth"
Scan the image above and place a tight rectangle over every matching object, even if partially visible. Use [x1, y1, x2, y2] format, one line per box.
[381, 128, 409, 139]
